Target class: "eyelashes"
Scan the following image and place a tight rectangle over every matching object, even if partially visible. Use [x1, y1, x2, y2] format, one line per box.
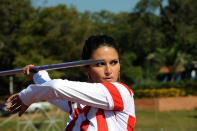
[95, 60, 119, 67]
[96, 62, 105, 67]
[111, 60, 118, 65]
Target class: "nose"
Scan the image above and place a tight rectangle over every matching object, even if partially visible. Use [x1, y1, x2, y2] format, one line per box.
[105, 64, 112, 76]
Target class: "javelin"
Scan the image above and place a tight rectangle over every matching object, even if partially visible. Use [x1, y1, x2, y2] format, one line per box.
[0, 59, 104, 76]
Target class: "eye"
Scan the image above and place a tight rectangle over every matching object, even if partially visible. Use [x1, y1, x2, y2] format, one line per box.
[111, 60, 119, 65]
[96, 62, 105, 67]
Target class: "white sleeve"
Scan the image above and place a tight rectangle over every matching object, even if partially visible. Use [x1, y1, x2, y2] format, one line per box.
[48, 100, 70, 113]
[33, 70, 51, 84]
[19, 79, 114, 110]
[32, 71, 69, 112]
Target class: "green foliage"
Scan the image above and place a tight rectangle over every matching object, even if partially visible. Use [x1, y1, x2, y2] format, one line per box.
[120, 53, 143, 84]
[134, 88, 186, 98]
[133, 80, 197, 98]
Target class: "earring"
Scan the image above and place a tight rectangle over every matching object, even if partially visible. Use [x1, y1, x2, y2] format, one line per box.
[88, 74, 90, 80]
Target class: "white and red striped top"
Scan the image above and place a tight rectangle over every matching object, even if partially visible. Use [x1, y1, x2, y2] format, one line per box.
[19, 71, 135, 131]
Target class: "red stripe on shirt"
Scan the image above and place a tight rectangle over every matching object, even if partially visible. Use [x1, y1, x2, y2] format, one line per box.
[80, 106, 91, 131]
[66, 107, 82, 131]
[102, 82, 124, 111]
[96, 109, 108, 131]
[127, 115, 135, 131]
[119, 83, 135, 130]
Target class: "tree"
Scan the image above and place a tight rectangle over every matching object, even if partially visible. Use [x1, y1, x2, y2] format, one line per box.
[129, 0, 197, 81]
[147, 46, 192, 81]
[0, 0, 35, 93]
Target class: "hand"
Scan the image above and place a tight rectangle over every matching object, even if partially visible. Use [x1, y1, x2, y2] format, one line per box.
[6, 94, 29, 117]
[23, 64, 36, 79]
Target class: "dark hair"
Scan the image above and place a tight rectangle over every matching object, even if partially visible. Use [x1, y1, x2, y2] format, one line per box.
[82, 35, 119, 60]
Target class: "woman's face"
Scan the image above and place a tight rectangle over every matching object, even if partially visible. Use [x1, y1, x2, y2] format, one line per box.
[86, 46, 120, 83]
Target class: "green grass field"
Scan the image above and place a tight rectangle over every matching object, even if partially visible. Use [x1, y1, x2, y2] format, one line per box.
[0, 109, 197, 131]
[135, 109, 197, 131]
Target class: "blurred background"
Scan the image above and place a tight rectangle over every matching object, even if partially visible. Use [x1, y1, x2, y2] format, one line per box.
[0, 0, 197, 130]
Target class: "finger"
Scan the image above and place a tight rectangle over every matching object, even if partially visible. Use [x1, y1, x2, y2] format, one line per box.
[23, 66, 26, 74]
[6, 94, 18, 103]
[6, 103, 12, 110]
[6, 100, 20, 112]
[6, 95, 15, 103]
[9, 102, 21, 111]
[7, 96, 19, 106]
[7, 102, 21, 113]
[26, 66, 30, 75]
[23, 64, 34, 75]
[10, 105, 22, 114]
[9, 97, 18, 104]
[6, 94, 21, 110]
[23, 65, 29, 75]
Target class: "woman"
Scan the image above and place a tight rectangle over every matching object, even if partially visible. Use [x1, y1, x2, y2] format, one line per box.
[6, 35, 135, 131]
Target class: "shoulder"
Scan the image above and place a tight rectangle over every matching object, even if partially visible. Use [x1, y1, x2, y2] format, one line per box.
[101, 82, 134, 97]
[100, 82, 134, 111]
[101, 82, 134, 96]
[117, 82, 134, 94]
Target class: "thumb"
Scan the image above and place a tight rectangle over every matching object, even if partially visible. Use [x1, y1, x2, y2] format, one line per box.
[18, 104, 28, 117]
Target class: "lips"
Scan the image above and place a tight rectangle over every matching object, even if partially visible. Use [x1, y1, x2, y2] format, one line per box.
[104, 77, 113, 82]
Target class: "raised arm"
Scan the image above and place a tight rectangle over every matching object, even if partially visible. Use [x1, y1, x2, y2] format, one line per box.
[7, 69, 134, 116]
[19, 80, 134, 112]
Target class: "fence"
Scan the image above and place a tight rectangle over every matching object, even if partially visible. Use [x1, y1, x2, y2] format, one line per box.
[0, 105, 66, 131]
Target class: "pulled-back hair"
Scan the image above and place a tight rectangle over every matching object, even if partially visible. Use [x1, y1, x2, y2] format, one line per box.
[82, 35, 119, 60]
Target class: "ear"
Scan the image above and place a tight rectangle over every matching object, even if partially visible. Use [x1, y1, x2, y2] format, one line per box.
[119, 59, 121, 71]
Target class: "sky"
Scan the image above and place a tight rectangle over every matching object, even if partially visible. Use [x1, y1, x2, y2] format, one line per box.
[32, 0, 139, 13]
